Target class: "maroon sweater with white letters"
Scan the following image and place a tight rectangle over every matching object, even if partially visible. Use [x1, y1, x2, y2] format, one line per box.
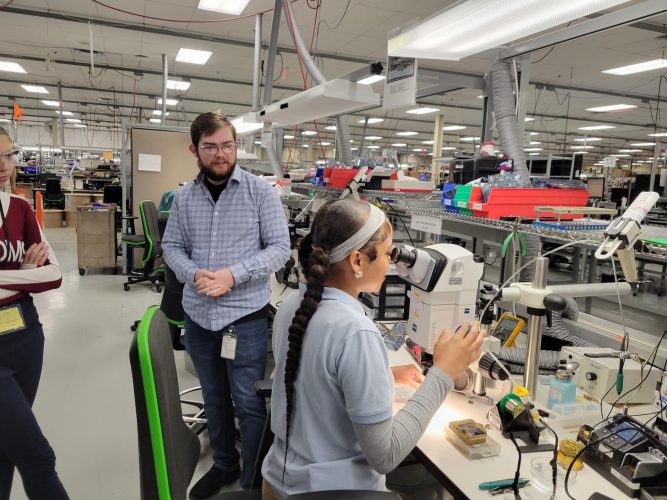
[0, 193, 62, 306]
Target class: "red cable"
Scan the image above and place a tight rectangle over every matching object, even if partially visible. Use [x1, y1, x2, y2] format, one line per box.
[283, 0, 326, 162]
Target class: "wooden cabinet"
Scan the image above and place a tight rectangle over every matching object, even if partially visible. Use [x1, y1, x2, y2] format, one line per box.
[76, 206, 116, 275]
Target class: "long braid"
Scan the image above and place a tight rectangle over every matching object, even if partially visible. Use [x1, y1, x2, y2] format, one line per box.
[282, 242, 329, 483]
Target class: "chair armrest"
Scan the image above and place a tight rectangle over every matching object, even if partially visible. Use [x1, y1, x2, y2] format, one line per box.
[254, 379, 272, 398]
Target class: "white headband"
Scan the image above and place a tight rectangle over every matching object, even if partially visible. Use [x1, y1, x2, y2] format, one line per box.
[328, 204, 386, 264]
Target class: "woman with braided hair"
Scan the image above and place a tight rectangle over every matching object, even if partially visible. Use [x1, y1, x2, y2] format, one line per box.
[261, 199, 483, 499]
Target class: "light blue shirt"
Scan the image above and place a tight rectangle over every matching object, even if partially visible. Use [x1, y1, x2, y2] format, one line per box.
[262, 286, 394, 498]
[162, 166, 290, 330]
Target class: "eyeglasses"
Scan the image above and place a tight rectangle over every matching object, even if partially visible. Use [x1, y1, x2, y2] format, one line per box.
[0, 150, 18, 162]
[199, 142, 237, 156]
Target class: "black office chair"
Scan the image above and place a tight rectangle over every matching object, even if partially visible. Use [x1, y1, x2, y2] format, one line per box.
[39, 171, 57, 187]
[130, 306, 262, 500]
[42, 178, 65, 210]
[122, 200, 164, 293]
[103, 184, 123, 205]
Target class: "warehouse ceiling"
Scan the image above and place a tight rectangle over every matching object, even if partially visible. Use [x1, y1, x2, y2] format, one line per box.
[1, 0, 667, 167]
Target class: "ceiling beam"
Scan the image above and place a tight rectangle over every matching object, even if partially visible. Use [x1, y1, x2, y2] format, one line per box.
[0, 51, 303, 93]
[1, 6, 371, 65]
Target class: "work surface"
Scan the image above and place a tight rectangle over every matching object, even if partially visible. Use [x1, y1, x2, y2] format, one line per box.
[387, 346, 651, 500]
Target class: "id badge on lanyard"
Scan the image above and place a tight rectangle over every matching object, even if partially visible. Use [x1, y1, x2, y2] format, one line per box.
[0, 305, 26, 335]
[221, 325, 237, 360]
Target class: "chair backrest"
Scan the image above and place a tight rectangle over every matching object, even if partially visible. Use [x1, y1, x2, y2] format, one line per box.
[160, 265, 185, 350]
[129, 306, 201, 500]
[104, 185, 122, 205]
[140, 200, 162, 266]
[44, 178, 62, 196]
[157, 191, 176, 214]
[40, 171, 57, 186]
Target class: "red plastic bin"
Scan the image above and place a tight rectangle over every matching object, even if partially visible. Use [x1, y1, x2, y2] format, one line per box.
[469, 188, 589, 219]
[326, 168, 359, 189]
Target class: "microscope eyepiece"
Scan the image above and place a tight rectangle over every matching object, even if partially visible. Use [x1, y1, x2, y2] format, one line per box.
[390, 246, 417, 267]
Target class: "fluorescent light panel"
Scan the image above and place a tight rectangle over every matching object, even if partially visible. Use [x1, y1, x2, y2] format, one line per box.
[176, 48, 212, 65]
[166, 80, 191, 91]
[325, 125, 337, 130]
[630, 142, 656, 146]
[574, 137, 602, 142]
[392, 143, 407, 147]
[0, 61, 26, 73]
[388, 0, 632, 61]
[21, 85, 48, 94]
[406, 107, 440, 115]
[358, 118, 384, 124]
[442, 146, 456, 150]
[603, 59, 667, 75]
[284, 135, 294, 139]
[152, 110, 170, 116]
[443, 125, 466, 131]
[357, 75, 385, 85]
[55, 110, 73, 116]
[524, 148, 542, 152]
[422, 140, 434, 145]
[365, 136, 382, 140]
[586, 103, 637, 112]
[41, 100, 60, 106]
[65, 118, 81, 123]
[320, 142, 331, 146]
[149, 118, 162, 123]
[73, 124, 87, 128]
[649, 132, 667, 137]
[578, 125, 615, 130]
[367, 145, 380, 149]
[396, 131, 418, 136]
[570, 145, 595, 149]
[618, 149, 642, 153]
[197, 0, 250, 15]
[157, 98, 179, 106]
[301, 130, 317, 136]
[461, 136, 480, 142]
[525, 117, 535, 122]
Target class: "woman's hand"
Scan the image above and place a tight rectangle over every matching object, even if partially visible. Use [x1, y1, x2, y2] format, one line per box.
[23, 242, 49, 267]
[432, 321, 484, 380]
[391, 364, 425, 388]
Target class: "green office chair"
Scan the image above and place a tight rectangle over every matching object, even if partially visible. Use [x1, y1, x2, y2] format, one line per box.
[122, 200, 165, 293]
[130, 306, 262, 500]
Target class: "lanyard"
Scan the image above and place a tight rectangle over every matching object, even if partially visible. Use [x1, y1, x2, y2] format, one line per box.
[0, 198, 10, 264]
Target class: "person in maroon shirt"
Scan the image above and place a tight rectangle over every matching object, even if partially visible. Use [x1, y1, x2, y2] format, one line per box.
[0, 127, 68, 500]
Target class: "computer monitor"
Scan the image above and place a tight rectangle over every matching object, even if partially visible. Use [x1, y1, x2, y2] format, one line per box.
[587, 178, 604, 198]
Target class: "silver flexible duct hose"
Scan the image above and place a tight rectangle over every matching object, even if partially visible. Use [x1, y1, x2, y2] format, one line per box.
[491, 60, 530, 186]
[280, 0, 353, 165]
[493, 59, 587, 366]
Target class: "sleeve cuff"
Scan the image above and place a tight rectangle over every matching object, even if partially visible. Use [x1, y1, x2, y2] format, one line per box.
[185, 266, 199, 284]
[228, 263, 248, 285]
[20, 264, 37, 270]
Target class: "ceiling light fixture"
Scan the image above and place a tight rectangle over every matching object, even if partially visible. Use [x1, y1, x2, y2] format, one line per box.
[284, 135, 294, 139]
[301, 130, 317, 136]
[358, 118, 384, 124]
[630, 142, 656, 147]
[529, 132, 539, 136]
[367, 145, 381, 149]
[422, 140, 434, 145]
[387, 0, 630, 60]
[197, 0, 251, 15]
[618, 149, 642, 153]
[356, 74, 385, 85]
[157, 98, 180, 106]
[396, 131, 418, 136]
[524, 147, 543, 152]
[152, 110, 170, 116]
[603, 59, 667, 75]
[176, 48, 212, 65]
[442, 146, 457, 150]
[649, 132, 667, 137]
[21, 85, 48, 94]
[166, 79, 191, 91]
[325, 125, 337, 130]
[230, 112, 263, 135]
[443, 125, 466, 131]
[41, 100, 60, 106]
[392, 143, 407, 147]
[149, 118, 162, 124]
[461, 136, 481, 142]
[586, 103, 637, 112]
[66, 118, 82, 123]
[573, 137, 602, 142]
[578, 125, 615, 130]
[73, 124, 87, 128]
[525, 117, 535, 122]
[406, 106, 440, 115]
[529, 141, 542, 145]
[365, 136, 382, 140]
[320, 142, 331, 146]
[0, 61, 26, 73]
[570, 145, 595, 149]
[55, 110, 74, 116]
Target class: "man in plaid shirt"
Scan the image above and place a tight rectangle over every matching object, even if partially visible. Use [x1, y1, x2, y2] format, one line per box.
[163, 112, 290, 499]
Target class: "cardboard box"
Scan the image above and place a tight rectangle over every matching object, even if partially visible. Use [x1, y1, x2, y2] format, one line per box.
[43, 209, 65, 228]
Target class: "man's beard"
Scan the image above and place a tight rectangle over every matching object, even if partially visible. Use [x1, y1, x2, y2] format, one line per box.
[197, 155, 235, 183]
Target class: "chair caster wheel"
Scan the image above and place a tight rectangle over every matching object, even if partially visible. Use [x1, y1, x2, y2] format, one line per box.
[130, 323, 138, 332]
[156, 285, 162, 293]
[79, 268, 85, 276]
[124, 284, 130, 291]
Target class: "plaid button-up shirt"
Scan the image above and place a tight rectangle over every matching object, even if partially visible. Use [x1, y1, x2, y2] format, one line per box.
[162, 166, 290, 330]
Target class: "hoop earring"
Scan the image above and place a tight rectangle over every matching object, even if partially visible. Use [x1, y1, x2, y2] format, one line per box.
[354, 271, 363, 279]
